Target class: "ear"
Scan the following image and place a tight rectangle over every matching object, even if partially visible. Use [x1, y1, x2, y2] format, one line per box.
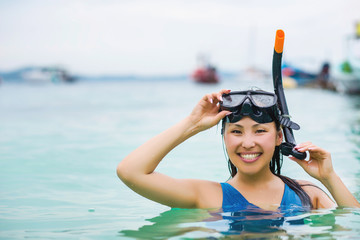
[276, 129, 283, 146]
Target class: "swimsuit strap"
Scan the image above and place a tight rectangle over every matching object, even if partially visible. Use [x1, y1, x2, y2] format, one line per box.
[220, 183, 255, 210]
[280, 183, 302, 208]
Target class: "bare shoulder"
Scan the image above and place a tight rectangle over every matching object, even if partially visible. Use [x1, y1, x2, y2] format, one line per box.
[187, 179, 222, 209]
[296, 179, 336, 209]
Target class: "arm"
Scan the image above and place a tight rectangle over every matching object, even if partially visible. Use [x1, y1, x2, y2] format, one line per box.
[290, 142, 360, 208]
[117, 90, 230, 208]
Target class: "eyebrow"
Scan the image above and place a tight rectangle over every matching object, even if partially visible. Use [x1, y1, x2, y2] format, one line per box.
[232, 123, 264, 128]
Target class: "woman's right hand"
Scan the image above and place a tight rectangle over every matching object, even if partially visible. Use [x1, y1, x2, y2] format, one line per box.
[188, 89, 231, 133]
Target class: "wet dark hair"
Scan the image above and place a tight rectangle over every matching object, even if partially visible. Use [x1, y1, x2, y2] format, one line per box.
[221, 118, 313, 209]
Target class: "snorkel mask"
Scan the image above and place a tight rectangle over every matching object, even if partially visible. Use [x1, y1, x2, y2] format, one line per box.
[220, 90, 279, 124]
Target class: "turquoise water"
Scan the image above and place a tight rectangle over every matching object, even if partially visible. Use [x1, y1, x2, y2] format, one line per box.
[1, 78, 360, 239]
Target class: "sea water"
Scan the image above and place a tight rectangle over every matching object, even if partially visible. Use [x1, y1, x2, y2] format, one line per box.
[1, 78, 360, 239]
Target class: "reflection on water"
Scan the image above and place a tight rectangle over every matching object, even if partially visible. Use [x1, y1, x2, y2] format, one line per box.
[119, 209, 216, 239]
[119, 207, 359, 239]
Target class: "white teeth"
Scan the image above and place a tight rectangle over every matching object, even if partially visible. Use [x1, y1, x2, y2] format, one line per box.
[240, 153, 260, 160]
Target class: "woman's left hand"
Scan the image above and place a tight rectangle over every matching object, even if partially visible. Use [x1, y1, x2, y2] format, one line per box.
[289, 142, 335, 183]
[291, 142, 360, 208]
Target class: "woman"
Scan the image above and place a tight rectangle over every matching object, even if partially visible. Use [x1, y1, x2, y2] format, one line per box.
[117, 89, 360, 211]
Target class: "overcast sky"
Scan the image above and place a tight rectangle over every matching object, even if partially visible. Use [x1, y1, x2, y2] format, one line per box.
[0, 0, 359, 75]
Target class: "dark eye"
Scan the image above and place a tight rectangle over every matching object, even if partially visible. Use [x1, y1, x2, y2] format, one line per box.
[256, 129, 266, 133]
[231, 130, 242, 134]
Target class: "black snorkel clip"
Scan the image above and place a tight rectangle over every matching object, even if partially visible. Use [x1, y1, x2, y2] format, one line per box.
[272, 30, 306, 160]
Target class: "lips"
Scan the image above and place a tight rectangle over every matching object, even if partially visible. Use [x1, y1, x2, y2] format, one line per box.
[238, 153, 261, 163]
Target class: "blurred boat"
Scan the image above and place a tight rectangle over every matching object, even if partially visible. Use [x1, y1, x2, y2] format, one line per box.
[191, 53, 220, 84]
[331, 61, 360, 94]
[191, 65, 219, 84]
[330, 23, 360, 94]
[282, 62, 318, 86]
[282, 76, 298, 89]
[282, 62, 335, 90]
[21, 67, 76, 84]
[241, 66, 271, 79]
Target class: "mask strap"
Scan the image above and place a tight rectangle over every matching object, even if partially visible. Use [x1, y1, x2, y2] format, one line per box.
[221, 118, 227, 135]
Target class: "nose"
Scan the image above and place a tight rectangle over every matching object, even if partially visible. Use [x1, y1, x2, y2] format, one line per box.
[241, 134, 256, 149]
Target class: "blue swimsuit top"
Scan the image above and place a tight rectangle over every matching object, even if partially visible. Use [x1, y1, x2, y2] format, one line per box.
[221, 182, 304, 212]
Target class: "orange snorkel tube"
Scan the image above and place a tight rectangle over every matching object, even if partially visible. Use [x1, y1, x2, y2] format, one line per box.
[274, 29, 285, 54]
[272, 30, 306, 160]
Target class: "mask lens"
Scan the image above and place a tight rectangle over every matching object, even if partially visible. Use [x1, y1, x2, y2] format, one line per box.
[251, 94, 276, 107]
[222, 93, 246, 107]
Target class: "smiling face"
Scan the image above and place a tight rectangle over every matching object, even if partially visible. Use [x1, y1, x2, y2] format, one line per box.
[224, 117, 283, 177]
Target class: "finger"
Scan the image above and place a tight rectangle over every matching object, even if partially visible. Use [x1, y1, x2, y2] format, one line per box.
[219, 89, 231, 94]
[204, 94, 214, 104]
[294, 142, 315, 152]
[207, 92, 221, 104]
[204, 90, 231, 105]
[217, 89, 231, 102]
[215, 110, 231, 122]
[296, 145, 320, 153]
[295, 141, 312, 149]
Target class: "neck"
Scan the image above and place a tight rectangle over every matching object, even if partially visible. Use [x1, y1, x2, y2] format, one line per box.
[233, 168, 278, 187]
